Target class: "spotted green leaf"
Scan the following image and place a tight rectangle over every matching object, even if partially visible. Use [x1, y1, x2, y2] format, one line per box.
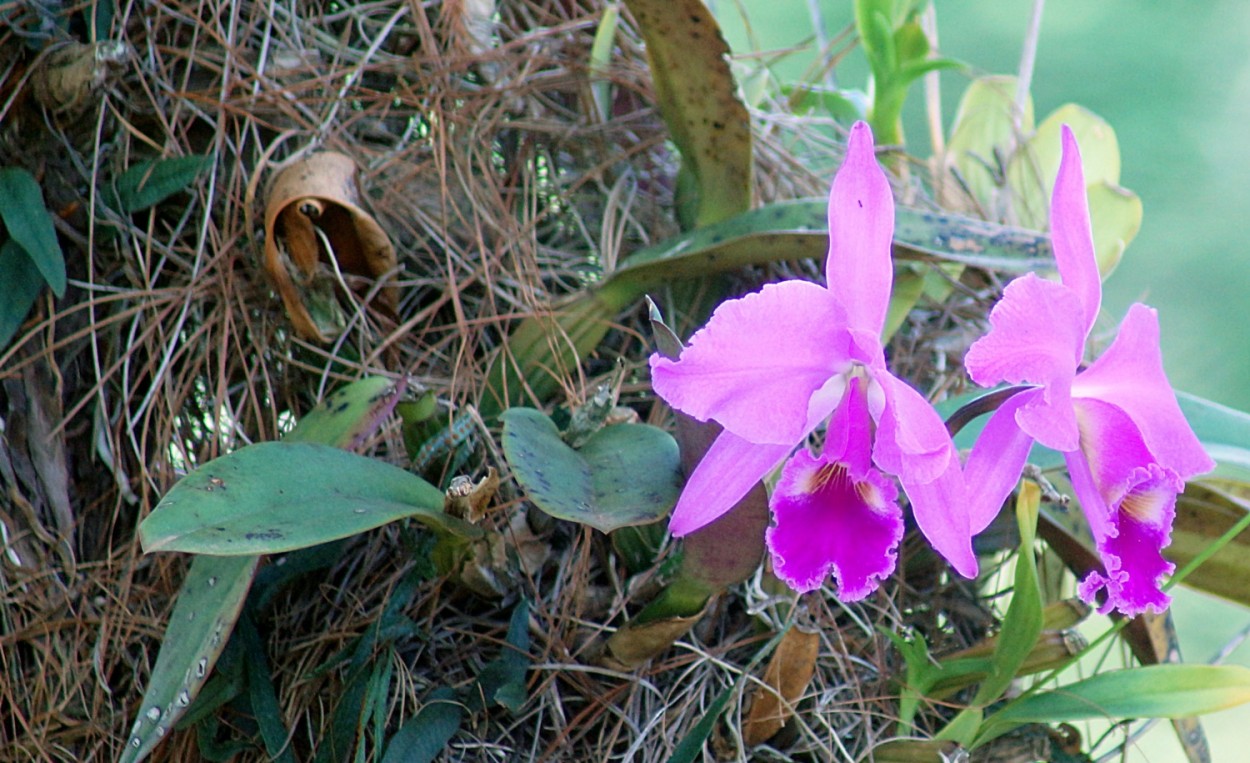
[139, 441, 471, 555]
[623, 0, 751, 227]
[123, 378, 412, 762]
[118, 555, 259, 763]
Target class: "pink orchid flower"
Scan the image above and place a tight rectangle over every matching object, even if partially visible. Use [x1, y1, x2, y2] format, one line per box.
[964, 125, 1215, 616]
[650, 122, 975, 599]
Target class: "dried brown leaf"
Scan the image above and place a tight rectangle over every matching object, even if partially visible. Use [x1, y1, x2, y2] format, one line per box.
[742, 626, 820, 746]
[262, 151, 398, 342]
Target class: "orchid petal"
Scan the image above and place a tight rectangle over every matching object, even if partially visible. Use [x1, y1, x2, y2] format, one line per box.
[1073, 396, 1159, 498]
[668, 430, 792, 537]
[964, 274, 1084, 450]
[766, 388, 902, 597]
[1064, 448, 1114, 551]
[826, 121, 894, 335]
[964, 391, 1038, 533]
[1074, 304, 1216, 479]
[903, 459, 978, 579]
[870, 370, 955, 483]
[1051, 125, 1102, 332]
[650, 281, 847, 444]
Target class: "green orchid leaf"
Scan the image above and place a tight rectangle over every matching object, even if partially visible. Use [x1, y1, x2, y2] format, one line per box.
[895, 56, 964, 85]
[945, 76, 1033, 214]
[612, 201, 1053, 292]
[623, 0, 751, 227]
[237, 615, 296, 763]
[1016, 105, 1123, 194]
[284, 376, 405, 449]
[139, 441, 470, 555]
[0, 167, 66, 296]
[124, 378, 409, 762]
[112, 154, 212, 214]
[1006, 105, 1133, 272]
[588, 3, 621, 124]
[478, 292, 619, 418]
[501, 407, 681, 532]
[977, 665, 1250, 745]
[883, 265, 926, 341]
[0, 239, 47, 351]
[118, 555, 260, 763]
[975, 482, 1044, 706]
[471, 599, 532, 713]
[784, 85, 869, 123]
[1175, 391, 1250, 482]
[381, 687, 463, 763]
[893, 18, 930, 65]
[667, 685, 733, 763]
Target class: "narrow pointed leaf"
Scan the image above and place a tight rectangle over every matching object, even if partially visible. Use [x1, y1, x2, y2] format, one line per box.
[0, 167, 65, 296]
[974, 481, 1044, 705]
[112, 154, 212, 213]
[0, 239, 47, 350]
[118, 555, 260, 763]
[667, 685, 733, 763]
[382, 687, 463, 763]
[623, 0, 751, 227]
[978, 665, 1250, 743]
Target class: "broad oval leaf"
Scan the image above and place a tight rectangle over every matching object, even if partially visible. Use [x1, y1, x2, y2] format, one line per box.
[139, 441, 471, 555]
[501, 408, 681, 533]
[122, 378, 409, 762]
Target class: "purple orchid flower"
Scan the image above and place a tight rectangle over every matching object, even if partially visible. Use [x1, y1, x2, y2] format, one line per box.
[649, 122, 976, 599]
[963, 125, 1215, 616]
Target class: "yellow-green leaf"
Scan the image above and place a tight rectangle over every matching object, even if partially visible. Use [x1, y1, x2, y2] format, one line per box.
[978, 665, 1250, 744]
[1006, 104, 1123, 231]
[623, 0, 752, 227]
[944, 75, 1033, 214]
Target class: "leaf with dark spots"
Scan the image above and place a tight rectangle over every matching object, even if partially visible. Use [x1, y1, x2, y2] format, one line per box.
[140, 442, 477, 555]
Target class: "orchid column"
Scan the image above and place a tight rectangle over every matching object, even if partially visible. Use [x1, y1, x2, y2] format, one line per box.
[650, 122, 976, 600]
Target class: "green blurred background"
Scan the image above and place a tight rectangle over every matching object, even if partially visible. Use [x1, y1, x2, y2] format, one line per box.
[711, 1, 1250, 760]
